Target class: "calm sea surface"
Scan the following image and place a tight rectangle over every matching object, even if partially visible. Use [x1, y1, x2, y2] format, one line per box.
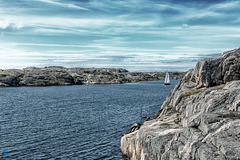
[0, 80, 178, 159]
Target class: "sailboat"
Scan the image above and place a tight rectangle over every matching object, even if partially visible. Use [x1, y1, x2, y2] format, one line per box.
[164, 71, 170, 85]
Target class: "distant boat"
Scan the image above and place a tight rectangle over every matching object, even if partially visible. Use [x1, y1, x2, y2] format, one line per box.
[164, 71, 170, 85]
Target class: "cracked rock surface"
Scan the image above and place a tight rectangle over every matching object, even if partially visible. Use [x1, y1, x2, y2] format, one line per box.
[121, 48, 240, 160]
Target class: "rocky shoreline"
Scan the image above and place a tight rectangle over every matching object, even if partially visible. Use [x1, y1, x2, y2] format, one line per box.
[121, 47, 240, 159]
[0, 67, 184, 87]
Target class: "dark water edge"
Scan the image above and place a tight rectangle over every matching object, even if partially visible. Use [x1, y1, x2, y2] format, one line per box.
[0, 80, 178, 159]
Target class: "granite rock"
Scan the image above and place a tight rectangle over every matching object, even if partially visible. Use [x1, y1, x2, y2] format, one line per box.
[121, 47, 240, 160]
[0, 67, 184, 87]
[19, 67, 74, 86]
[192, 47, 240, 88]
[0, 69, 23, 86]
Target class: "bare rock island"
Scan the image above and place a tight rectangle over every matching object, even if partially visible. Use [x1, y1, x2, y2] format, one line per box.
[121, 47, 240, 160]
[0, 67, 184, 87]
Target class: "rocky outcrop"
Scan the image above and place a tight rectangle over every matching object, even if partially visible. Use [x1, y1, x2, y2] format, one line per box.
[121, 47, 240, 160]
[192, 48, 240, 88]
[0, 69, 23, 86]
[0, 67, 184, 87]
[19, 67, 74, 86]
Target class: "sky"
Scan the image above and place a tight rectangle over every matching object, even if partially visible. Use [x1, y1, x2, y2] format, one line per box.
[0, 0, 240, 71]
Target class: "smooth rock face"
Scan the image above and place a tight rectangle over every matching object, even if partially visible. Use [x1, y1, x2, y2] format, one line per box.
[121, 48, 240, 160]
[0, 67, 184, 87]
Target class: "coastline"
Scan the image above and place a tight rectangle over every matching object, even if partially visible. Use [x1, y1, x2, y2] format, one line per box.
[0, 67, 185, 87]
[121, 47, 240, 159]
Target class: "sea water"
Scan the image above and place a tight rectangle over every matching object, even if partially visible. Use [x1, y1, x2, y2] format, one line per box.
[0, 80, 178, 159]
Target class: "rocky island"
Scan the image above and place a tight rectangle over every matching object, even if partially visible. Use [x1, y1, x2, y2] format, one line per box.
[0, 67, 184, 87]
[121, 47, 240, 159]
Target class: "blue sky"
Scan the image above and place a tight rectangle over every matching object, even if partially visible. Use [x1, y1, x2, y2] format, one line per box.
[0, 0, 239, 71]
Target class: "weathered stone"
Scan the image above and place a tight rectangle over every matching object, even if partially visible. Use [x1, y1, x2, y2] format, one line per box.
[229, 100, 240, 111]
[0, 69, 23, 86]
[0, 67, 185, 87]
[18, 67, 74, 86]
[121, 47, 240, 160]
[191, 47, 240, 88]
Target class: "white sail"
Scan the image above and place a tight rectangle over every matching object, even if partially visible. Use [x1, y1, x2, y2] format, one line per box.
[164, 71, 170, 84]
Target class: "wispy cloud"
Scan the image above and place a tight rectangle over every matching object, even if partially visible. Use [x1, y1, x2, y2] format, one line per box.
[0, 14, 156, 33]
[209, 1, 240, 9]
[36, 0, 91, 11]
[0, 0, 239, 71]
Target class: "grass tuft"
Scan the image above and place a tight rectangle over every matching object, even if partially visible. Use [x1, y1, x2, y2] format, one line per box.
[167, 105, 178, 113]
[182, 90, 203, 97]
[161, 122, 172, 126]
[218, 112, 240, 119]
[183, 77, 191, 83]
[213, 84, 225, 89]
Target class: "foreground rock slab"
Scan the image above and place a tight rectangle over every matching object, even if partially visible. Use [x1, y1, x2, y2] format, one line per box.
[121, 47, 240, 160]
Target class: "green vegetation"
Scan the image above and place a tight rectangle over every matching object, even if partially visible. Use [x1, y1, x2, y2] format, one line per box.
[161, 122, 172, 126]
[233, 59, 238, 64]
[218, 112, 240, 119]
[183, 77, 191, 83]
[182, 90, 203, 97]
[213, 84, 225, 89]
[167, 105, 178, 113]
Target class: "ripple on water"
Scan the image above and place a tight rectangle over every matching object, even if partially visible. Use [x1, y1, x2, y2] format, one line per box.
[0, 80, 178, 159]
